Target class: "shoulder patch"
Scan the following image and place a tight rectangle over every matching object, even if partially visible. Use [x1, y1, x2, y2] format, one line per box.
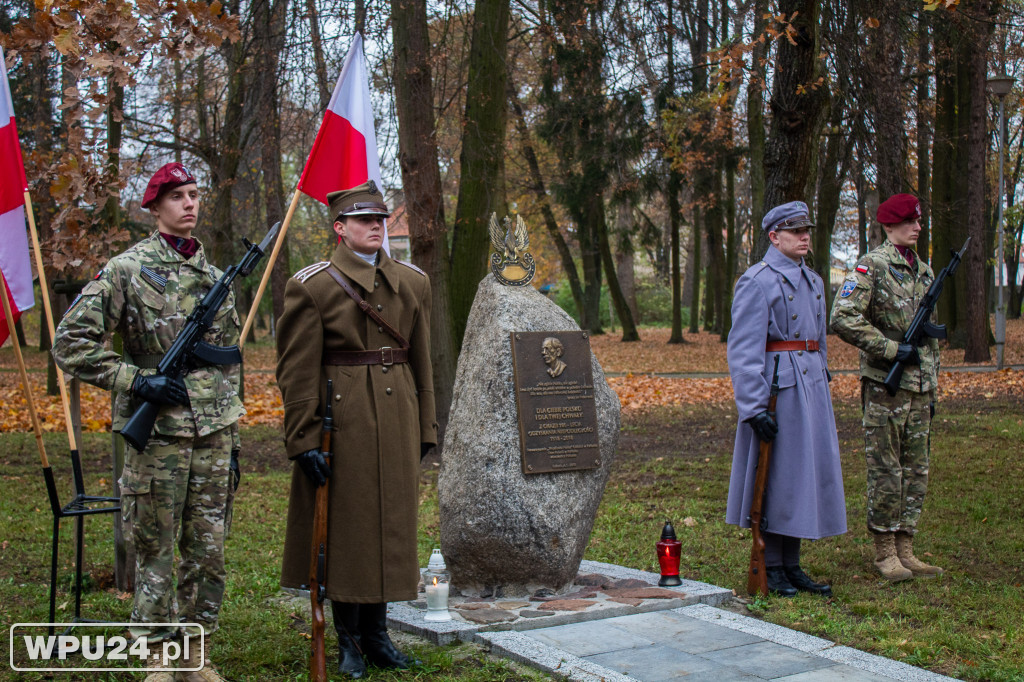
[839, 280, 857, 298]
[92, 268, 105, 280]
[395, 259, 425, 276]
[293, 261, 330, 283]
[855, 264, 869, 274]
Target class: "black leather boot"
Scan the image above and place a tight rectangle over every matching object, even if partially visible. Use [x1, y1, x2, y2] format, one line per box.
[784, 565, 833, 597]
[331, 601, 367, 679]
[766, 566, 797, 597]
[359, 602, 416, 669]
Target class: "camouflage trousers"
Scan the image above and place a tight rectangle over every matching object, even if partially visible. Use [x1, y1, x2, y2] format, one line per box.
[862, 379, 932, 535]
[119, 429, 234, 643]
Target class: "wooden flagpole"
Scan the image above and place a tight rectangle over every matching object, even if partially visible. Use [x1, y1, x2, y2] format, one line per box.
[24, 190, 78, 453]
[240, 187, 302, 348]
[0, 264, 48, 468]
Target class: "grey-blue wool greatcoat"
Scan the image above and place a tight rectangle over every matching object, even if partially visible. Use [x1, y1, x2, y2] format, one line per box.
[725, 245, 847, 539]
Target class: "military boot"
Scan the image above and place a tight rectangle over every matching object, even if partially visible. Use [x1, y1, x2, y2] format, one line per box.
[895, 532, 944, 577]
[175, 636, 225, 682]
[331, 601, 367, 679]
[143, 648, 175, 682]
[359, 603, 416, 670]
[872, 532, 913, 582]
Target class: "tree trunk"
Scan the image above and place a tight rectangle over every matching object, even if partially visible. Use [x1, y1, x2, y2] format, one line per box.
[449, 0, 511, 351]
[862, 0, 909, 199]
[615, 222, 640, 326]
[688, 206, 701, 334]
[669, 171, 686, 341]
[747, 0, 768, 241]
[963, 0, 994, 362]
[916, 10, 932, 263]
[254, 0, 290, 339]
[598, 201, 639, 342]
[391, 0, 456, 444]
[305, 0, 331, 110]
[508, 81, 585, 318]
[759, 0, 828, 262]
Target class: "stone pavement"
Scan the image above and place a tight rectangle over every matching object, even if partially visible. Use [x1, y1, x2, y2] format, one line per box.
[389, 559, 956, 682]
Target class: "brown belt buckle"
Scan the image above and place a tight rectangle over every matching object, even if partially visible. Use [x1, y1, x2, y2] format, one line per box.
[380, 346, 394, 366]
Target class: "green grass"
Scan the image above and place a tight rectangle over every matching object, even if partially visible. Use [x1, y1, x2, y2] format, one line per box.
[1, 399, 1022, 680]
[581, 400, 1024, 681]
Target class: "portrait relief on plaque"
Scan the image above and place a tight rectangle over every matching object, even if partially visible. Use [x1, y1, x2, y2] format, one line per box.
[510, 331, 601, 475]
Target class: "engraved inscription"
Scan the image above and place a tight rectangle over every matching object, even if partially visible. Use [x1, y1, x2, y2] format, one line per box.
[511, 331, 601, 474]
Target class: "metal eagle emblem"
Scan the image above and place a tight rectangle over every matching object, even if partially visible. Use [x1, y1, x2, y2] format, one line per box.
[489, 212, 536, 286]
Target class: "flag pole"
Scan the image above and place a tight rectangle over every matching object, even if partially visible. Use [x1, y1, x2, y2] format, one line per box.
[240, 187, 302, 348]
[0, 266, 48, 468]
[24, 191, 78, 453]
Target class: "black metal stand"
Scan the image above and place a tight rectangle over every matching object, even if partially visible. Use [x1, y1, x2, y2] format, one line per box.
[42, 449, 120, 636]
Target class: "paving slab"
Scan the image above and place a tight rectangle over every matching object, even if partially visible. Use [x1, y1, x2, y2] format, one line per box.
[388, 560, 958, 682]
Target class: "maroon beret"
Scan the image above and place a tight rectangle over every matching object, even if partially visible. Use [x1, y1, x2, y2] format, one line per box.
[877, 193, 921, 225]
[141, 163, 197, 209]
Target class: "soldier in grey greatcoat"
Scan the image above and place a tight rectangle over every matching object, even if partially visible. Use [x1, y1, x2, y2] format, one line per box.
[52, 163, 241, 682]
[726, 201, 847, 597]
[830, 193, 943, 582]
[276, 181, 436, 679]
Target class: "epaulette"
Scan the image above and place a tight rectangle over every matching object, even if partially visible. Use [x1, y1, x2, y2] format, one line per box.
[395, 259, 425, 276]
[293, 261, 330, 283]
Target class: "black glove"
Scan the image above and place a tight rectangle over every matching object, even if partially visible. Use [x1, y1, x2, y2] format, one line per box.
[230, 450, 241, 491]
[895, 343, 920, 366]
[929, 402, 935, 419]
[826, 368, 833, 383]
[749, 410, 779, 443]
[131, 373, 189, 406]
[294, 448, 331, 487]
[421, 443, 433, 462]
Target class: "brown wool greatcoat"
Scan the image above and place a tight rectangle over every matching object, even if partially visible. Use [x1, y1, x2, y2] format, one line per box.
[276, 242, 437, 603]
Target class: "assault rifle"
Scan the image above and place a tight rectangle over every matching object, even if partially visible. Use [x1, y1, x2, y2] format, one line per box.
[747, 355, 780, 598]
[307, 380, 334, 682]
[883, 237, 970, 396]
[120, 222, 280, 451]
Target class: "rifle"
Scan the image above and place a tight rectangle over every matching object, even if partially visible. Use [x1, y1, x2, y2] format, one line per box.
[747, 355, 780, 598]
[883, 237, 970, 396]
[308, 379, 334, 682]
[120, 222, 281, 451]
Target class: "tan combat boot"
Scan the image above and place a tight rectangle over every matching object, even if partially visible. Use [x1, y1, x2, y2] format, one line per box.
[143, 649, 175, 682]
[873, 532, 913, 582]
[895, 532, 944, 577]
[176, 636, 226, 682]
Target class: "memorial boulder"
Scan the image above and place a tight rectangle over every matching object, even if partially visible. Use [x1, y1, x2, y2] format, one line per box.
[439, 274, 621, 597]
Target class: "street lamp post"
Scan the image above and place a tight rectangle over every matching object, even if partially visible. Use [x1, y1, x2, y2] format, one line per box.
[987, 73, 1015, 370]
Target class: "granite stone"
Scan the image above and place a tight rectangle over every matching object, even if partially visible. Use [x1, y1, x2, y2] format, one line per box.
[439, 275, 621, 596]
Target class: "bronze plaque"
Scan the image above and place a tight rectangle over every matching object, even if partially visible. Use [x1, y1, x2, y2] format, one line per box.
[510, 331, 601, 474]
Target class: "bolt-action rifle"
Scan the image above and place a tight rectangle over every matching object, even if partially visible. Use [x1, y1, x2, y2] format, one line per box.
[308, 380, 333, 682]
[120, 222, 280, 451]
[747, 355, 780, 598]
[883, 237, 970, 396]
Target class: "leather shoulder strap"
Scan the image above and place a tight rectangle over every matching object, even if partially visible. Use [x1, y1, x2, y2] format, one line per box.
[325, 266, 410, 350]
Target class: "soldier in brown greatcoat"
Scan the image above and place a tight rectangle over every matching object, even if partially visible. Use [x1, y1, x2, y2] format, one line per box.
[275, 181, 437, 678]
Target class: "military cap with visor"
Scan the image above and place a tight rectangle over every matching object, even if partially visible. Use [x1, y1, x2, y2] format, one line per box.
[761, 201, 815, 233]
[876, 193, 921, 225]
[141, 162, 197, 209]
[328, 180, 390, 221]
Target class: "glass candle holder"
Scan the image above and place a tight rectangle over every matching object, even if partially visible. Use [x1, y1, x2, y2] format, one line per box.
[424, 548, 451, 622]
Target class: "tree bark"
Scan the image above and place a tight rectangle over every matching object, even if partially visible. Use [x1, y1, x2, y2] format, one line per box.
[759, 0, 829, 262]
[747, 0, 768, 256]
[449, 0, 511, 350]
[861, 0, 909, 199]
[916, 10, 932, 263]
[391, 0, 456, 444]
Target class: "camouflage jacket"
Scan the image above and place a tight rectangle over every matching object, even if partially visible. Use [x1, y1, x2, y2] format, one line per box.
[52, 231, 244, 442]
[829, 239, 939, 394]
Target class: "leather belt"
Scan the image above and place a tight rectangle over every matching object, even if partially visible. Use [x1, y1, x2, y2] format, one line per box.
[765, 340, 819, 352]
[323, 347, 408, 366]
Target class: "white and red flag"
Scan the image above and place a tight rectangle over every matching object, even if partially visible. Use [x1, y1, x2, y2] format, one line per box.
[298, 33, 383, 202]
[297, 34, 389, 252]
[0, 46, 35, 346]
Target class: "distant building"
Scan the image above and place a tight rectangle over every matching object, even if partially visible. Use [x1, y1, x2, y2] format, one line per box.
[387, 204, 410, 262]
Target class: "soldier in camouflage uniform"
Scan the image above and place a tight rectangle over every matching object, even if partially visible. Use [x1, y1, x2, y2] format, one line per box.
[52, 163, 242, 681]
[830, 193, 944, 582]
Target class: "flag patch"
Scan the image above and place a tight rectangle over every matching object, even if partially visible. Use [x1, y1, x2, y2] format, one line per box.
[839, 280, 857, 298]
[855, 264, 869, 274]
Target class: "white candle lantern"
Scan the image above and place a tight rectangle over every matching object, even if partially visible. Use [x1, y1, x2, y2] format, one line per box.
[423, 548, 451, 622]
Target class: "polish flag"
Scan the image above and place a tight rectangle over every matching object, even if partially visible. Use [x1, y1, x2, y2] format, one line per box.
[297, 34, 389, 253]
[0, 46, 34, 346]
[298, 33, 383, 202]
